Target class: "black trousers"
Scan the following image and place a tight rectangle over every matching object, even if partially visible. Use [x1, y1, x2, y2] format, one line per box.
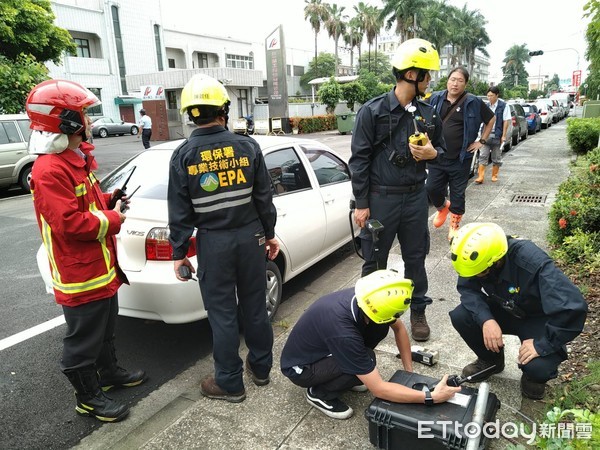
[449, 303, 567, 382]
[426, 156, 472, 215]
[61, 294, 118, 372]
[196, 219, 273, 392]
[360, 185, 432, 312]
[285, 349, 375, 401]
[141, 129, 152, 149]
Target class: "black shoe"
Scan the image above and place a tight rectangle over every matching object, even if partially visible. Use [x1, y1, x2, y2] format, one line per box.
[75, 390, 129, 422]
[98, 366, 146, 391]
[305, 388, 353, 420]
[521, 374, 546, 400]
[461, 354, 505, 382]
[245, 356, 270, 386]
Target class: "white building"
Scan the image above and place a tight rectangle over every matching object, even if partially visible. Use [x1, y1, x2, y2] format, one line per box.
[48, 0, 313, 139]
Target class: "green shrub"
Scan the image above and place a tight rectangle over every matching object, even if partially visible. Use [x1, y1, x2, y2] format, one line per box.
[288, 115, 336, 133]
[317, 78, 342, 114]
[566, 118, 600, 155]
[552, 229, 600, 273]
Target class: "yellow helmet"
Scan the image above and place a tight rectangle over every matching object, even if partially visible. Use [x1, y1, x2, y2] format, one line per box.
[355, 270, 414, 324]
[450, 223, 508, 278]
[391, 38, 440, 72]
[180, 74, 230, 114]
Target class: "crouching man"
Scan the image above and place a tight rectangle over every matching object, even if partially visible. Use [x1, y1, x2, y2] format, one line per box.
[280, 270, 460, 419]
[448, 223, 588, 399]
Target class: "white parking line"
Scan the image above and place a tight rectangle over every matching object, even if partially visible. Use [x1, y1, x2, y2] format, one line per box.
[0, 315, 65, 352]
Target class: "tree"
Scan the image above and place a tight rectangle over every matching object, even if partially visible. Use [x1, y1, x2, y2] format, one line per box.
[584, 0, 600, 100]
[419, 2, 451, 55]
[0, 0, 75, 113]
[304, 0, 329, 78]
[299, 52, 339, 89]
[380, 0, 427, 42]
[358, 51, 395, 85]
[340, 82, 366, 111]
[357, 71, 394, 104]
[501, 44, 530, 89]
[323, 3, 347, 76]
[546, 73, 561, 93]
[353, 2, 381, 72]
[343, 17, 363, 74]
[317, 77, 342, 113]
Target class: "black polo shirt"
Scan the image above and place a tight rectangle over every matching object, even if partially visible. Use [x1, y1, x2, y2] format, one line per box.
[440, 95, 466, 159]
[280, 288, 392, 377]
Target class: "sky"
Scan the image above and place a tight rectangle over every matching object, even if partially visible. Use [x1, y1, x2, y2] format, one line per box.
[161, 0, 590, 84]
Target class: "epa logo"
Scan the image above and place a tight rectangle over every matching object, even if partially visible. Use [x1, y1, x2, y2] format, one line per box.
[200, 173, 219, 192]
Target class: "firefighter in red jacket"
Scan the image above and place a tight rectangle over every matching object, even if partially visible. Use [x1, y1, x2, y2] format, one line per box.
[26, 79, 145, 423]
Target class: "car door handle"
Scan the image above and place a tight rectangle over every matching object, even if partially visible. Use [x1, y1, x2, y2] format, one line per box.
[276, 208, 287, 217]
[323, 193, 335, 204]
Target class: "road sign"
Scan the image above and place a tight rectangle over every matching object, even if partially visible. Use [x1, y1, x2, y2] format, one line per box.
[572, 70, 582, 87]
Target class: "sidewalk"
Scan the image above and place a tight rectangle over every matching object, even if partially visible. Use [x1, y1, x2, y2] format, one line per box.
[76, 122, 573, 450]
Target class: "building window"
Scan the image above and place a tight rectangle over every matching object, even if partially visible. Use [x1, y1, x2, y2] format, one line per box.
[73, 38, 91, 58]
[168, 58, 176, 68]
[197, 53, 208, 68]
[226, 54, 253, 70]
[237, 89, 249, 117]
[167, 91, 177, 110]
[111, 6, 127, 94]
[154, 25, 164, 71]
[87, 88, 103, 116]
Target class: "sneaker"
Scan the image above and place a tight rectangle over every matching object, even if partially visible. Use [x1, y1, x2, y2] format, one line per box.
[306, 388, 353, 420]
[433, 200, 451, 228]
[520, 374, 546, 400]
[410, 310, 430, 342]
[245, 356, 270, 386]
[350, 384, 368, 392]
[447, 213, 463, 241]
[461, 354, 505, 382]
[200, 376, 246, 403]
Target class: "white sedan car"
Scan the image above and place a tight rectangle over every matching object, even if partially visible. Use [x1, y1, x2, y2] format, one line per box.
[36, 136, 355, 323]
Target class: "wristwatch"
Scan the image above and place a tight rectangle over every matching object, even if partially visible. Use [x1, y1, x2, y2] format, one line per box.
[479, 138, 487, 145]
[424, 389, 434, 406]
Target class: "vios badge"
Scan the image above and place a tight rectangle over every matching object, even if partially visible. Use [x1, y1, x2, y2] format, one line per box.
[200, 173, 219, 192]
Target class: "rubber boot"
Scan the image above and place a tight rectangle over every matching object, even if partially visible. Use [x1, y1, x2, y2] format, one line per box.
[447, 213, 463, 241]
[433, 200, 451, 228]
[475, 165, 485, 184]
[491, 165, 500, 182]
[65, 366, 129, 422]
[97, 341, 146, 391]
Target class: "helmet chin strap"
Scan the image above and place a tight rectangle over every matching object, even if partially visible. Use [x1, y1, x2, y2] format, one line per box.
[401, 69, 428, 98]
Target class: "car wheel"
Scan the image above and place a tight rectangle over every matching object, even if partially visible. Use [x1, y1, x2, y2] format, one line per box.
[512, 134, 518, 146]
[19, 165, 32, 193]
[265, 260, 282, 320]
[98, 128, 108, 138]
[521, 129, 527, 140]
[131, 126, 139, 135]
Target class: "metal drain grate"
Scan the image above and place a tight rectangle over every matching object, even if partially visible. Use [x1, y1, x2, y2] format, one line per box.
[511, 194, 547, 204]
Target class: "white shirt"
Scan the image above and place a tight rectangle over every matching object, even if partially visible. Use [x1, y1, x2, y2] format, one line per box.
[139, 115, 152, 130]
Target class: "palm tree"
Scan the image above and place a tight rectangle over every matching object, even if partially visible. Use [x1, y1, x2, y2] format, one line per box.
[502, 44, 531, 88]
[304, 0, 329, 78]
[323, 3, 347, 76]
[419, 1, 451, 57]
[380, 0, 427, 42]
[463, 10, 490, 75]
[343, 17, 363, 74]
[354, 2, 380, 72]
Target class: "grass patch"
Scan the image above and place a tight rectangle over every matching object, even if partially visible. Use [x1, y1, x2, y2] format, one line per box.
[551, 360, 600, 412]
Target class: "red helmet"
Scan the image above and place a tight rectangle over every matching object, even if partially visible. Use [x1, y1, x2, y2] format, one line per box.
[25, 79, 100, 135]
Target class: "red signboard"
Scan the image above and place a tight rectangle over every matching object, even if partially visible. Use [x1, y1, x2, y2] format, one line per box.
[572, 70, 582, 87]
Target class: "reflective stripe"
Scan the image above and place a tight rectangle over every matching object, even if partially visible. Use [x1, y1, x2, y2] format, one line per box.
[89, 202, 112, 270]
[75, 183, 87, 197]
[40, 215, 61, 284]
[191, 187, 253, 205]
[52, 268, 117, 294]
[193, 196, 252, 213]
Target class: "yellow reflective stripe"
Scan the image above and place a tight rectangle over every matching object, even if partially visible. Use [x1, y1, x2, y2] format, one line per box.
[75, 183, 87, 197]
[89, 202, 112, 270]
[51, 267, 117, 294]
[40, 215, 61, 284]
[88, 173, 98, 185]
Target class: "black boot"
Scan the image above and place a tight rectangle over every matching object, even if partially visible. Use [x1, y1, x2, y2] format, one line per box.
[97, 341, 146, 391]
[65, 367, 129, 422]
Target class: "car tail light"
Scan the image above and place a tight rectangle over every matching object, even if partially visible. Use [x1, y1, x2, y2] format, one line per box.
[540, 111, 547, 116]
[145, 227, 196, 261]
[528, 114, 536, 120]
[512, 117, 517, 126]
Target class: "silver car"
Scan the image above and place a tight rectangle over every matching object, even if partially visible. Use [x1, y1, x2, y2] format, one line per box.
[91, 116, 139, 138]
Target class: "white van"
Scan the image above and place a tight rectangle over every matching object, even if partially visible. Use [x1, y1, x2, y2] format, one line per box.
[0, 114, 36, 192]
[549, 93, 571, 118]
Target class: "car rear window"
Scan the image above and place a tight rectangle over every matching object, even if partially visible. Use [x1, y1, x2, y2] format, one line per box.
[0, 121, 22, 144]
[100, 149, 172, 200]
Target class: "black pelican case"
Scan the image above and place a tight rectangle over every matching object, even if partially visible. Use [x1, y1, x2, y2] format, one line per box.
[365, 370, 501, 450]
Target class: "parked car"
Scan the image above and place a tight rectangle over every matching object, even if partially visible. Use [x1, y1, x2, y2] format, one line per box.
[507, 103, 528, 147]
[0, 114, 36, 192]
[36, 136, 356, 323]
[91, 116, 139, 138]
[538, 98, 562, 122]
[534, 100, 554, 128]
[521, 103, 542, 134]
